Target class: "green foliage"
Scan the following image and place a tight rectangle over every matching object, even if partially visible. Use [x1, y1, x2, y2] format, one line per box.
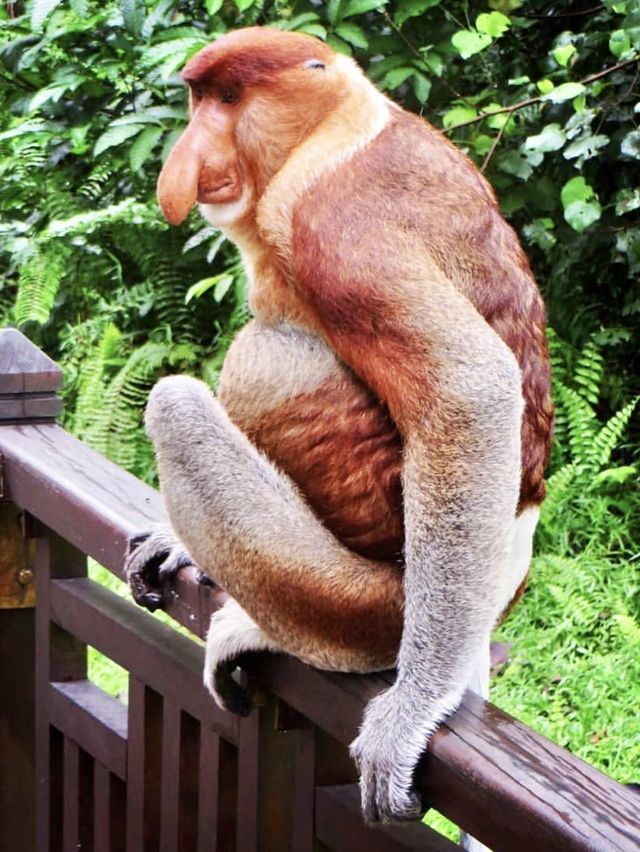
[1, 0, 639, 801]
[540, 333, 639, 556]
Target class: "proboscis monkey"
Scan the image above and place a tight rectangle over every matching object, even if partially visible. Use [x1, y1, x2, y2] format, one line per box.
[125, 26, 553, 832]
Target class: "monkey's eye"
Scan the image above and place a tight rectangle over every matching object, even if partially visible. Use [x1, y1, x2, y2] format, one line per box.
[304, 59, 326, 70]
[192, 85, 205, 102]
[220, 86, 239, 105]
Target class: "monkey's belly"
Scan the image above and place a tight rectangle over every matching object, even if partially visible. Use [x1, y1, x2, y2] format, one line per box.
[225, 379, 404, 562]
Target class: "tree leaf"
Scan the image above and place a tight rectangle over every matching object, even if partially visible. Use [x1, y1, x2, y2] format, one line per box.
[120, 0, 145, 36]
[129, 126, 163, 172]
[498, 150, 533, 180]
[343, 0, 387, 16]
[621, 129, 640, 159]
[394, 0, 442, 28]
[561, 175, 596, 206]
[205, 0, 224, 14]
[334, 22, 369, 49]
[442, 104, 477, 128]
[451, 29, 492, 58]
[326, 0, 345, 25]
[524, 123, 566, 153]
[326, 34, 352, 54]
[94, 123, 144, 157]
[384, 66, 415, 89]
[412, 71, 431, 104]
[31, 0, 64, 30]
[563, 133, 609, 162]
[553, 44, 576, 67]
[609, 29, 631, 58]
[214, 273, 234, 302]
[476, 11, 510, 38]
[29, 85, 68, 112]
[615, 188, 640, 216]
[563, 197, 602, 233]
[541, 82, 586, 103]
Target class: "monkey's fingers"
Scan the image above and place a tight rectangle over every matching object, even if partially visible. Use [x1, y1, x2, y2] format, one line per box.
[125, 528, 196, 612]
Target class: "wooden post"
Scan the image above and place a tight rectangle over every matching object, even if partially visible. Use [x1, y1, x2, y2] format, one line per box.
[0, 329, 64, 852]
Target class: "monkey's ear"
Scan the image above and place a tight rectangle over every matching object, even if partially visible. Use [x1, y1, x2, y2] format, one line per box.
[157, 127, 200, 225]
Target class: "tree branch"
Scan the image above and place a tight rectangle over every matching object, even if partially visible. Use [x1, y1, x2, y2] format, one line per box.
[442, 58, 639, 134]
[480, 112, 512, 173]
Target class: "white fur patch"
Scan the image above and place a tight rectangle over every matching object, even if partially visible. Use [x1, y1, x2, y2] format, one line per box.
[198, 184, 253, 231]
[500, 506, 540, 613]
[203, 599, 278, 708]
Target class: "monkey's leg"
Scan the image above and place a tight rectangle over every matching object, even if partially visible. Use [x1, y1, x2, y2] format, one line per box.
[143, 373, 404, 676]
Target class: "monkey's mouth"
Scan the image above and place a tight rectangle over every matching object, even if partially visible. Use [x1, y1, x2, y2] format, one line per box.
[197, 181, 241, 205]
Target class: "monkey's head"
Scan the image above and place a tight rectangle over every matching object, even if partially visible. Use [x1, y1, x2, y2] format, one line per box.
[157, 27, 349, 227]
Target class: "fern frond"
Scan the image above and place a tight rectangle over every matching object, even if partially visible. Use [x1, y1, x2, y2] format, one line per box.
[556, 383, 598, 467]
[83, 340, 200, 475]
[594, 396, 639, 467]
[78, 162, 117, 201]
[573, 338, 604, 406]
[613, 614, 640, 647]
[73, 323, 123, 437]
[15, 242, 69, 325]
[540, 462, 577, 526]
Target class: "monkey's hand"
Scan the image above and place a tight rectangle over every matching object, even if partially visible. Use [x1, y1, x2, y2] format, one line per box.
[125, 525, 206, 612]
[350, 682, 461, 824]
[204, 599, 279, 717]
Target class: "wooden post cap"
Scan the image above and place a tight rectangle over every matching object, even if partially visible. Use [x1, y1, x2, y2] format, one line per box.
[0, 328, 63, 421]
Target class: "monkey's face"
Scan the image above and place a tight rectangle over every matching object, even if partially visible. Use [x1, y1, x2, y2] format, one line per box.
[156, 28, 338, 228]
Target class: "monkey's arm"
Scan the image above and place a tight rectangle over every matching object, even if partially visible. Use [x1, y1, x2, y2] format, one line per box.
[292, 207, 523, 823]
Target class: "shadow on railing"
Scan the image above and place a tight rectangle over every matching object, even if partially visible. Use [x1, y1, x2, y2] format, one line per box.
[0, 328, 638, 852]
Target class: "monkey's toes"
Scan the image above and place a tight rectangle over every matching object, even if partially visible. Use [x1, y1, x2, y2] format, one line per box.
[212, 660, 254, 717]
[196, 568, 215, 587]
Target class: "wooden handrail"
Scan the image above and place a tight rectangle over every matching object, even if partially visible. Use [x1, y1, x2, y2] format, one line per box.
[0, 328, 638, 851]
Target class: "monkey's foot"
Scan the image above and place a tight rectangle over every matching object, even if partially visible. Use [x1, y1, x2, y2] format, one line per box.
[125, 526, 197, 612]
[350, 683, 461, 824]
[204, 600, 278, 717]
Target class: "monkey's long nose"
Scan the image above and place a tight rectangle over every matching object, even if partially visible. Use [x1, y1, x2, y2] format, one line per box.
[157, 128, 200, 226]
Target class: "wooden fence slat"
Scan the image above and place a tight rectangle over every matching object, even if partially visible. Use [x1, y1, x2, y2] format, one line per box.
[49, 681, 127, 780]
[179, 711, 200, 852]
[94, 763, 127, 852]
[34, 529, 87, 852]
[126, 678, 163, 852]
[48, 576, 239, 743]
[315, 784, 458, 852]
[160, 700, 182, 852]
[62, 738, 80, 852]
[93, 763, 111, 852]
[236, 712, 260, 852]
[291, 723, 316, 852]
[198, 725, 221, 852]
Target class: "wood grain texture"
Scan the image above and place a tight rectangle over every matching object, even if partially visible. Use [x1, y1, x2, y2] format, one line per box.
[49, 680, 127, 780]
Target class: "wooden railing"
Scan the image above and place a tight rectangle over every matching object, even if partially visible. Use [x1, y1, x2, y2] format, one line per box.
[0, 327, 638, 852]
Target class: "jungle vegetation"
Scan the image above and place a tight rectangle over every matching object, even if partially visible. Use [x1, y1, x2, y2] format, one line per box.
[1, 0, 639, 819]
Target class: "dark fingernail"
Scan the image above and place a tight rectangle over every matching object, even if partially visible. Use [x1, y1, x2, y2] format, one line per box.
[139, 592, 164, 612]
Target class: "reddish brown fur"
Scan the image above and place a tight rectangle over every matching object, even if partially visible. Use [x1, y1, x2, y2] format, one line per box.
[182, 28, 332, 89]
[156, 31, 553, 653]
[290, 112, 554, 510]
[221, 378, 404, 561]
